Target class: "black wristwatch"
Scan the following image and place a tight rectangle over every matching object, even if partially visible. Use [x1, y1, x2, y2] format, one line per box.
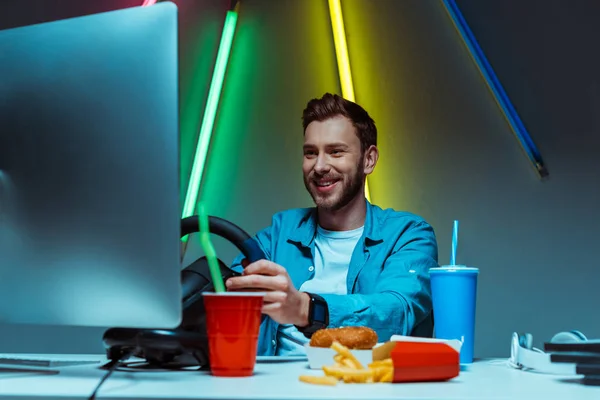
[295, 292, 329, 337]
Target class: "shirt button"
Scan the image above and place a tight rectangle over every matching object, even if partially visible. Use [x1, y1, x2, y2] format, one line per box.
[271, 339, 276, 346]
[308, 266, 314, 272]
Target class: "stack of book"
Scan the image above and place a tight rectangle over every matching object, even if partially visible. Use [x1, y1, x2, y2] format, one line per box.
[545, 340, 600, 385]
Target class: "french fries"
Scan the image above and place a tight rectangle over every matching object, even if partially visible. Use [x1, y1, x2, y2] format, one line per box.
[298, 375, 339, 386]
[299, 341, 394, 385]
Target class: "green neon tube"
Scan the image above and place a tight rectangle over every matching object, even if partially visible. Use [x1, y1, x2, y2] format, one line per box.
[182, 10, 239, 220]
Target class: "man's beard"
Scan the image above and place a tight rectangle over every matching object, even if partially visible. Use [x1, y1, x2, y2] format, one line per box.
[304, 160, 365, 212]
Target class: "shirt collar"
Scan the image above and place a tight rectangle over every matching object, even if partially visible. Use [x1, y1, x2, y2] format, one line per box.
[288, 199, 383, 248]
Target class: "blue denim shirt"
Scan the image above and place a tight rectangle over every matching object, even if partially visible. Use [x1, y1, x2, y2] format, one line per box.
[231, 200, 438, 356]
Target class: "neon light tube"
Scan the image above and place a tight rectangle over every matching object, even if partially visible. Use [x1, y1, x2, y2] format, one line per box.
[141, 0, 157, 6]
[182, 9, 239, 219]
[328, 0, 354, 101]
[440, 0, 548, 178]
[328, 0, 372, 202]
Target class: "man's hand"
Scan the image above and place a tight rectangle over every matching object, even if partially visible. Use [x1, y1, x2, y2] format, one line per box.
[225, 260, 310, 327]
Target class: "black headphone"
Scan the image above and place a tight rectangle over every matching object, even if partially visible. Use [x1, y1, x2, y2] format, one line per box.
[102, 215, 266, 369]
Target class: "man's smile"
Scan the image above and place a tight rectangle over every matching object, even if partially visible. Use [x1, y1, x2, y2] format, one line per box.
[313, 178, 340, 193]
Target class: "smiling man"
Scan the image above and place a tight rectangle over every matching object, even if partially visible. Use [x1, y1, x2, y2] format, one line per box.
[226, 93, 439, 356]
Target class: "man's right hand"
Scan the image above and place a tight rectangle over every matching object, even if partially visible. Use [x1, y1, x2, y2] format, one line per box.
[226, 260, 309, 327]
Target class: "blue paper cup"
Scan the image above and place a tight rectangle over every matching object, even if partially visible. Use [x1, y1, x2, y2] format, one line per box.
[430, 265, 479, 363]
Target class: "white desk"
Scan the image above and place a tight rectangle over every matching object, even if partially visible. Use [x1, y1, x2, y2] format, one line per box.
[0, 355, 598, 400]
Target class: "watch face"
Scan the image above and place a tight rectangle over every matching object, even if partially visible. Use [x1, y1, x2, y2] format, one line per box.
[312, 301, 326, 324]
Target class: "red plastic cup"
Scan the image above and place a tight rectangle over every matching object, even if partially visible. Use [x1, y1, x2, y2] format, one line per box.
[202, 291, 265, 377]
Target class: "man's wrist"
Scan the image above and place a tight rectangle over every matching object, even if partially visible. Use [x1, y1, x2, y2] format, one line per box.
[295, 292, 329, 337]
[295, 292, 310, 328]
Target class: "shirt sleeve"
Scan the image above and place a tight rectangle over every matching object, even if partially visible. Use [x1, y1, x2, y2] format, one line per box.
[319, 221, 438, 340]
[228, 223, 277, 356]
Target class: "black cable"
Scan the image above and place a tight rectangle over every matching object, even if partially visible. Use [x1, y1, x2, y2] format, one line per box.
[88, 353, 132, 400]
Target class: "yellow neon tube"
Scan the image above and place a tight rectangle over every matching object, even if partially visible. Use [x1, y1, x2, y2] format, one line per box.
[328, 0, 371, 202]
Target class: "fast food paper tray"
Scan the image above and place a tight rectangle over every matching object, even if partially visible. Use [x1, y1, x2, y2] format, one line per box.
[304, 335, 463, 370]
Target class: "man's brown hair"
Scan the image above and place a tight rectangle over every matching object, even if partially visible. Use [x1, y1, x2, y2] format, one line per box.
[302, 93, 377, 153]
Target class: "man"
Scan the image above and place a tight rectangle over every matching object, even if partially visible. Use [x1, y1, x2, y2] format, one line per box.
[226, 93, 438, 356]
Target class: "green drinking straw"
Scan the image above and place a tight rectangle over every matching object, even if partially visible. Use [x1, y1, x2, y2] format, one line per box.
[197, 202, 226, 293]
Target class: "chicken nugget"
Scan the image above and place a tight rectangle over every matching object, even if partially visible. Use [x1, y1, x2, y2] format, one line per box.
[310, 326, 378, 349]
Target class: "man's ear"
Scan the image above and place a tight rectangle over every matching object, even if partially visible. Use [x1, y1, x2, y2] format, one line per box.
[363, 145, 379, 175]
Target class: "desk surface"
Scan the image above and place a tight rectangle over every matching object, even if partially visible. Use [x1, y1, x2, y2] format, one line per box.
[0, 354, 598, 400]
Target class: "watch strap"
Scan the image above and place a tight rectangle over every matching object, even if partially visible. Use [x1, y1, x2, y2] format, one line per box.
[295, 292, 329, 337]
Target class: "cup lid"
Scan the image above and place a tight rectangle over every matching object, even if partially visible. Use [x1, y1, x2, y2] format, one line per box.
[430, 265, 479, 272]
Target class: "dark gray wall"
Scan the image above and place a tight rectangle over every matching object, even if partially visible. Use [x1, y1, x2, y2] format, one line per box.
[441, 0, 600, 356]
[187, 0, 600, 358]
[1, 0, 599, 358]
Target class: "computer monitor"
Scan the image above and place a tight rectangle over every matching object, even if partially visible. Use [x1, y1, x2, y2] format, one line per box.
[0, 3, 182, 329]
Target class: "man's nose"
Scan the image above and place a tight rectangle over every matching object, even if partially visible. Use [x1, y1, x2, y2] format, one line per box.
[314, 155, 331, 174]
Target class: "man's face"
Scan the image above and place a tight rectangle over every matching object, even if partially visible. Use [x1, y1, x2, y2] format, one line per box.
[303, 116, 365, 211]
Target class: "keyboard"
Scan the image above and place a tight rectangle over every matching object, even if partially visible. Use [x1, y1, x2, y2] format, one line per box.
[0, 354, 103, 368]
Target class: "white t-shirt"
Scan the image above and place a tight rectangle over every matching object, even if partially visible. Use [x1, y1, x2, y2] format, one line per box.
[276, 224, 364, 355]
